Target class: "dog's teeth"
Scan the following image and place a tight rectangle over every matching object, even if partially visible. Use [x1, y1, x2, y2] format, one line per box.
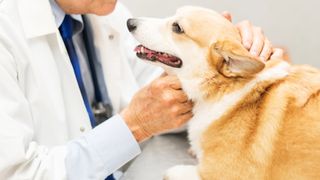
[141, 47, 144, 54]
[151, 56, 157, 61]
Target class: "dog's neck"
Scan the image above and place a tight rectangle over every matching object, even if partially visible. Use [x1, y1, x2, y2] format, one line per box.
[179, 60, 290, 105]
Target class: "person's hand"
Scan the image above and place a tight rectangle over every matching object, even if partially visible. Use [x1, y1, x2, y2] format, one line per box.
[121, 75, 193, 142]
[222, 12, 285, 61]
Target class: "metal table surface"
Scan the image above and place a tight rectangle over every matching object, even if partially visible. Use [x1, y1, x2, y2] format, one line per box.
[121, 133, 197, 180]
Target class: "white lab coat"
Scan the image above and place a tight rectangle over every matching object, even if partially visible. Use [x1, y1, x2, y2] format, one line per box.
[0, 0, 161, 179]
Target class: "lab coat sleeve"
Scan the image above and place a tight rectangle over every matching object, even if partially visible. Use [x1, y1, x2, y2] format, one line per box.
[66, 115, 141, 180]
[0, 43, 68, 180]
[0, 40, 140, 180]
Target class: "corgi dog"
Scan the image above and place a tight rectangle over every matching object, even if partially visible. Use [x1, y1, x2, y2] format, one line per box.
[127, 6, 320, 180]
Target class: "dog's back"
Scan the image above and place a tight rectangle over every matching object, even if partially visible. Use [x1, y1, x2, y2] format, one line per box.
[199, 65, 320, 180]
[270, 65, 320, 179]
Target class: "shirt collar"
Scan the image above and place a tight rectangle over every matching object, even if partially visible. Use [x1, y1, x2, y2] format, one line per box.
[49, 0, 84, 35]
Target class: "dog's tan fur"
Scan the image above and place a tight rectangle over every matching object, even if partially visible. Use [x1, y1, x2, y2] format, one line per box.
[183, 9, 320, 179]
[199, 65, 320, 179]
[130, 6, 320, 179]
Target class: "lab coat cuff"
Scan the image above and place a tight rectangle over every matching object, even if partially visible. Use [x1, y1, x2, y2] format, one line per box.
[85, 114, 141, 174]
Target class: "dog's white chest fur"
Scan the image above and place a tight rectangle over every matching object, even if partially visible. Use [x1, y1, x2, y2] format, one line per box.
[183, 62, 290, 159]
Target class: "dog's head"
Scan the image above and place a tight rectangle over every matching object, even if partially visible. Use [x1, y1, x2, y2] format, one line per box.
[127, 6, 264, 78]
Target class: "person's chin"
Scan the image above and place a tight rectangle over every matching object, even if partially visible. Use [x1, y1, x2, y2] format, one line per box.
[91, 4, 117, 16]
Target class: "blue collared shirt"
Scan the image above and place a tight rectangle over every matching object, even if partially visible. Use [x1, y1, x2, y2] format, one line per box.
[49, 0, 65, 27]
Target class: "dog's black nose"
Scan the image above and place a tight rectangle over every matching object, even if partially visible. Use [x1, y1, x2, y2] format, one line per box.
[127, 18, 138, 32]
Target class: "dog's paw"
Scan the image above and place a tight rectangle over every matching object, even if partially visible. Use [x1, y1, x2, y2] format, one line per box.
[163, 165, 200, 180]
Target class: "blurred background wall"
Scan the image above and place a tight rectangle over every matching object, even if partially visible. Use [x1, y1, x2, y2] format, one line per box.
[121, 0, 320, 67]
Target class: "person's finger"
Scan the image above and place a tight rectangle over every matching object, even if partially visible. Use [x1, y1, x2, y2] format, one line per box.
[237, 20, 253, 50]
[179, 101, 194, 114]
[221, 11, 232, 22]
[154, 75, 182, 90]
[165, 76, 182, 90]
[171, 101, 193, 115]
[177, 111, 193, 126]
[249, 27, 265, 57]
[259, 38, 273, 61]
[161, 90, 186, 106]
[169, 89, 189, 103]
[270, 48, 284, 59]
[160, 72, 168, 77]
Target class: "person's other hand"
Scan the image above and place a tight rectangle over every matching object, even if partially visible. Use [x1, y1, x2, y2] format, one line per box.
[121, 75, 193, 142]
[222, 12, 285, 61]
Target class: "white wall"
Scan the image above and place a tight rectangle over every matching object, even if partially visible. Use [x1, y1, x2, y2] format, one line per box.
[121, 0, 320, 67]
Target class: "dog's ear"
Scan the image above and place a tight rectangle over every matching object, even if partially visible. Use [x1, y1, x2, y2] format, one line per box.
[213, 39, 265, 77]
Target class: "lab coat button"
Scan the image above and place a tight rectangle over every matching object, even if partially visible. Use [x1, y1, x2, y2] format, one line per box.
[108, 34, 114, 40]
[80, 127, 85, 132]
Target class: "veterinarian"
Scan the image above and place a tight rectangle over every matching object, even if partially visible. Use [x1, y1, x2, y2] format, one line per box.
[0, 0, 283, 179]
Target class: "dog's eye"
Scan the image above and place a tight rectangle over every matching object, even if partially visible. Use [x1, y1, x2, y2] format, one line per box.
[172, 22, 184, 34]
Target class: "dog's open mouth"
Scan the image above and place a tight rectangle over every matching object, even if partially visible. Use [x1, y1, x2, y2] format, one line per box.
[134, 45, 182, 68]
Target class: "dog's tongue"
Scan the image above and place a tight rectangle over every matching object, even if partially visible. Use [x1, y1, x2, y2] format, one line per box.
[134, 45, 182, 68]
[134, 45, 177, 61]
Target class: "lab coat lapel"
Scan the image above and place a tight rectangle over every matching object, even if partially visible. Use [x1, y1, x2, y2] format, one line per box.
[18, 0, 92, 133]
[18, 0, 57, 39]
[18, 0, 80, 95]
[86, 15, 122, 113]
